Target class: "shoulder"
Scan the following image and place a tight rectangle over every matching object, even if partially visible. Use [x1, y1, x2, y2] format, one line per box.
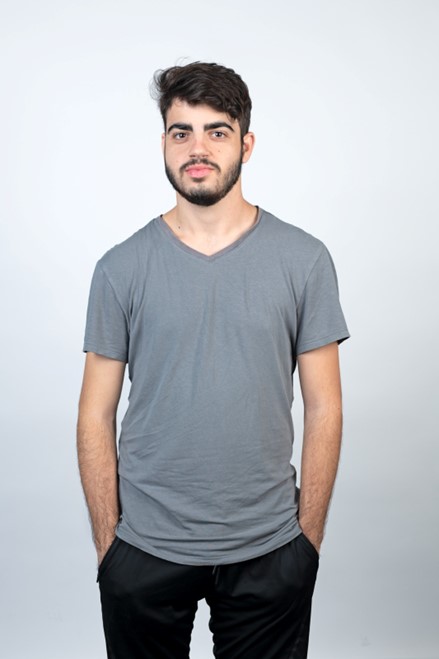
[97, 218, 158, 277]
[259, 209, 326, 265]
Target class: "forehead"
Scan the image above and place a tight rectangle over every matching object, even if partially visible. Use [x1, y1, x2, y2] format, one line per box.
[165, 99, 238, 129]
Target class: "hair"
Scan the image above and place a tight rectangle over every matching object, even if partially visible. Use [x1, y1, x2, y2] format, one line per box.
[152, 61, 252, 138]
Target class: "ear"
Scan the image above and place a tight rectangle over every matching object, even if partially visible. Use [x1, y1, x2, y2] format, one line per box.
[161, 132, 166, 153]
[241, 132, 255, 164]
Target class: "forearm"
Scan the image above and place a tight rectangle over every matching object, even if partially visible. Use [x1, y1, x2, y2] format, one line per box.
[298, 404, 342, 551]
[77, 415, 120, 558]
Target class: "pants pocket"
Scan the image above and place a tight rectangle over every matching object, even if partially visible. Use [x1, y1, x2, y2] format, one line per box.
[96, 536, 120, 582]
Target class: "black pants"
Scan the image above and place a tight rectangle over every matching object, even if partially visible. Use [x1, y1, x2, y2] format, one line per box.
[98, 534, 319, 659]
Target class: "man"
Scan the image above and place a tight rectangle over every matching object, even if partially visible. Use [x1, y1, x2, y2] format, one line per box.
[77, 61, 349, 659]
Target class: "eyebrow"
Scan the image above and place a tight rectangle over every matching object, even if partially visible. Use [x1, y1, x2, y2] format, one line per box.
[167, 121, 235, 134]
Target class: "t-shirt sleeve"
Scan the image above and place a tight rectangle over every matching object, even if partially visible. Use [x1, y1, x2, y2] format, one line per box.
[82, 260, 129, 362]
[295, 245, 350, 355]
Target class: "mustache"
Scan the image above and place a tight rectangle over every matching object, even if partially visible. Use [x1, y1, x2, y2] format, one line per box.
[180, 159, 220, 174]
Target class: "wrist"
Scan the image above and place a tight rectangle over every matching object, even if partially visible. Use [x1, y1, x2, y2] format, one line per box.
[299, 519, 323, 552]
[96, 535, 116, 564]
[94, 524, 119, 555]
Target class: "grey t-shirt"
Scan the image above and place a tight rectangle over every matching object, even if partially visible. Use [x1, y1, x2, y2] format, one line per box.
[83, 208, 349, 565]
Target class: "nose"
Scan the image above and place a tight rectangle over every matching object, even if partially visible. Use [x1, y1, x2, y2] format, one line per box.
[189, 132, 209, 158]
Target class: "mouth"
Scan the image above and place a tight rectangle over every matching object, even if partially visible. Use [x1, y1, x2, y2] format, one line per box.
[182, 159, 219, 179]
[184, 165, 215, 179]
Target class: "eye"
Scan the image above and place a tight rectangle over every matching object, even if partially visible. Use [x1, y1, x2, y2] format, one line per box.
[212, 131, 226, 138]
[173, 132, 187, 140]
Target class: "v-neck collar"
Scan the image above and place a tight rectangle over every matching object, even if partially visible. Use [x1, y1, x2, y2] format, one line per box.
[156, 207, 263, 262]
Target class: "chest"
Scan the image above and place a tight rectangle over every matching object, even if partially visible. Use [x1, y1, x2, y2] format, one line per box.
[129, 250, 299, 348]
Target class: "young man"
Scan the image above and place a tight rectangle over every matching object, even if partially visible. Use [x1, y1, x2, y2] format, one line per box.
[77, 62, 349, 659]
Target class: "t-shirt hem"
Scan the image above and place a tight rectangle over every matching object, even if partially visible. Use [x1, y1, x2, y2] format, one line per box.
[115, 523, 303, 566]
[296, 329, 350, 356]
[83, 342, 127, 363]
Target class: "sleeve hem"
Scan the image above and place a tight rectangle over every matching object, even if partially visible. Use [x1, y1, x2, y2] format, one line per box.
[296, 330, 350, 356]
[83, 343, 128, 363]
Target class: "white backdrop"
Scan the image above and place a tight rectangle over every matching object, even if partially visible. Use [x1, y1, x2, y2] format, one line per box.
[1, 1, 438, 658]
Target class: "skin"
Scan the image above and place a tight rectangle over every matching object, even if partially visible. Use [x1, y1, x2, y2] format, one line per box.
[77, 353, 125, 565]
[77, 99, 343, 564]
[297, 342, 343, 553]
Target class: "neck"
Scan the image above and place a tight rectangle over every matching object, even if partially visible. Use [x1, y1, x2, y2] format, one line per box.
[163, 183, 256, 238]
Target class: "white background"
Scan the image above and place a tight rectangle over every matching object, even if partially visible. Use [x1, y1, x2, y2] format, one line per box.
[1, 1, 438, 658]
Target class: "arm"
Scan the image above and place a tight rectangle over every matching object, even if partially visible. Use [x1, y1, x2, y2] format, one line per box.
[297, 342, 343, 554]
[77, 352, 126, 565]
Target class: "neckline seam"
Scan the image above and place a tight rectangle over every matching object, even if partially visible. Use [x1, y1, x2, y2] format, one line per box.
[156, 207, 263, 262]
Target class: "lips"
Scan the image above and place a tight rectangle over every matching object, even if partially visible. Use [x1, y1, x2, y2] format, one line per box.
[185, 166, 214, 178]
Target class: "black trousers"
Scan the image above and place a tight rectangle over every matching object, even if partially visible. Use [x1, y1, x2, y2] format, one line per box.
[98, 534, 319, 659]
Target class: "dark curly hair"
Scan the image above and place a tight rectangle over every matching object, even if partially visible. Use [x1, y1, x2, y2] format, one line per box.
[152, 61, 252, 138]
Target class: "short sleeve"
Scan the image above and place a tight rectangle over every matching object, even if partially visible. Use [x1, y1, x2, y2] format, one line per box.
[295, 245, 350, 355]
[82, 261, 129, 362]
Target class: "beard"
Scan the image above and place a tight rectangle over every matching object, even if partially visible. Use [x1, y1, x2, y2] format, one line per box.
[164, 153, 243, 207]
